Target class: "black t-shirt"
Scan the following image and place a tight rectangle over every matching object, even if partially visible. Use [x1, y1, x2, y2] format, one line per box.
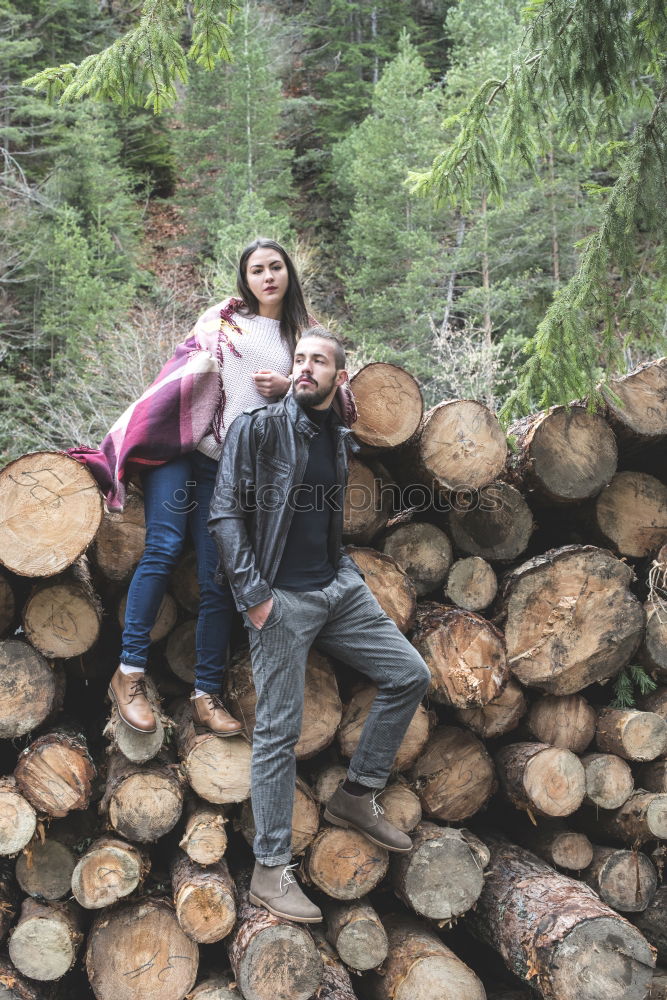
[273, 405, 340, 591]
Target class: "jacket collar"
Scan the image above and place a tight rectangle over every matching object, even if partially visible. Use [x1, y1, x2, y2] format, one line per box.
[284, 392, 360, 451]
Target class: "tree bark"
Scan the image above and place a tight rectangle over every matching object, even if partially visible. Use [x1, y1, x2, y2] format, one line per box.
[337, 683, 430, 772]
[412, 603, 508, 708]
[0, 573, 15, 638]
[0, 777, 36, 856]
[507, 406, 617, 502]
[14, 728, 95, 818]
[495, 742, 585, 818]
[579, 791, 667, 844]
[100, 749, 184, 843]
[637, 760, 667, 793]
[0, 640, 63, 739]
[0, 952, 55, 999]
[170, 548, 199, 614]
[465, 837, 655, 1000]
[364, 913, 485, 1000]
[410, 725, 496, 822]
[306, 827, 388, 900]
[165, 619, 196, 685]
[595, 472, 667, 558]
[581, 753, 634, 810]
[85, 897, 199, 1000]
[634, 886, 667, 964]
[642, 599, 667, 679]
[583, 845, 657, 913]
[501, 545, 644, 694]
[227, 871, 322, 1000]
[179, 798, 228, 866]
[343, 456, 390, 544]
[449, 482, 533, 562]
[349, 363, 423, 449]
[323, 899, 388, 971]
[527, 694, 597, 753]
[171, 851, 236, 944]
[15, 837, 75, 901]
[0, 452, 102, 578]
[71, 837, 149, 909]
[8, 900, 82, 982]
[455, 678, 527, 739]
[392, 821, 490, 920]
[445, 556, 498, 611]
[345, 547, 416, 632]
[0, 862, 18, 944]
[380, 522, 452, 597]
[310, 928, 358, 999]
[172, 699, 251, 805]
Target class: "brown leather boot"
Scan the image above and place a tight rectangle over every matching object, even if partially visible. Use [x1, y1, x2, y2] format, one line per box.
[191, 693, 244, 736]
[108, 668, 157, 734]
[249, 862, 322, 923]
[324, 783, 413, 852]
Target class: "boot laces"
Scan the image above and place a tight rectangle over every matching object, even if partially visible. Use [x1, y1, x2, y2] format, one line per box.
[128, 676, 149, 702]
[280, 863, 298, 892]
[371, 790, 385, 817]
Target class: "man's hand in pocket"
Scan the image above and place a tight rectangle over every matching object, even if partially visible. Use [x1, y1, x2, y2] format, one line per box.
[247, 596, 274, 630]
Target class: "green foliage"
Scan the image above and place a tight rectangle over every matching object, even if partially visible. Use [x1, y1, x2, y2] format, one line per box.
[611, 665, 657, 709]
[412, 0, 667, 419]
[176, 0, 293, 257]
[24, 0, 238, 112]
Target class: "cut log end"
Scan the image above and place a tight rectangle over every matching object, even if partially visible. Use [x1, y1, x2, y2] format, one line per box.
[0, 452, 102, 578]
[445, 556, 498, 611]
[350, 363, 423, 449]
[552, 915, 654, 1000]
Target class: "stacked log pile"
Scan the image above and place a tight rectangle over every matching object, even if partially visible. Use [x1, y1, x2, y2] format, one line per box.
[1, 359, 667, 998]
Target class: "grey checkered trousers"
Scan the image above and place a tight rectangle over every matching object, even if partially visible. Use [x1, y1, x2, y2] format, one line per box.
[243, 561, 431, 865]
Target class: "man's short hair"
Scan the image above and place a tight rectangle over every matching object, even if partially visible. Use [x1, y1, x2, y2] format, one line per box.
[297, 326, 346, 370]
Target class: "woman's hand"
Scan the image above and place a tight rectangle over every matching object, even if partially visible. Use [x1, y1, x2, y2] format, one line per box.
[252, 370, 292, 398]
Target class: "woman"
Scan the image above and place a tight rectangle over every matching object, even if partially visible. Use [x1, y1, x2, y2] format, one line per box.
[70, 237, 309, 735]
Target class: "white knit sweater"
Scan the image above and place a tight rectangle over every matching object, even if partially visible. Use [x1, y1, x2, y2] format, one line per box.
[196, 306, 293, 462]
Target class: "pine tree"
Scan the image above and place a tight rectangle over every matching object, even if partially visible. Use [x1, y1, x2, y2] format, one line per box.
[410, 0, 667, 419]
[23, 0, 237, 112]
[333, 32, 452, 386]
[175, 0, 294, 274]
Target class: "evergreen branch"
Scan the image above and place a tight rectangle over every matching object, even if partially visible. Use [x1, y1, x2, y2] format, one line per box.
[500, 80, 667, 422]
[23, 0, 237, 112]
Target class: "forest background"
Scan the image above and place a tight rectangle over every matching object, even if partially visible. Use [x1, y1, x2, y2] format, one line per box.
[1, 0, 666, 464]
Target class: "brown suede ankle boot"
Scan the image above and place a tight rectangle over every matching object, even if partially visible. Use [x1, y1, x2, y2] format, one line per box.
[324, 783, 413, 852]
[249, 861, 322, 923]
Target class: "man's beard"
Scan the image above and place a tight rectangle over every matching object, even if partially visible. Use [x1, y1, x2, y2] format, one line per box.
[294, 377, 336, 408]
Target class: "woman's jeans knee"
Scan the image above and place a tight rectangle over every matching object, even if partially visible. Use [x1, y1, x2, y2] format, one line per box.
[120, 452, 235, 692]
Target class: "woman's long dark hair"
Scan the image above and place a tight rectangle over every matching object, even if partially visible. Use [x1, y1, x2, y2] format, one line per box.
[236, 237, 310, 350]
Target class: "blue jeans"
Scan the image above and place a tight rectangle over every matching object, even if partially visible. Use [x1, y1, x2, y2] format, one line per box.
[120, 452, 235, 693]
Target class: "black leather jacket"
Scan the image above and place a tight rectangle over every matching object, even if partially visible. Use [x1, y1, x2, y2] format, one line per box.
[208, 393, 361, 611]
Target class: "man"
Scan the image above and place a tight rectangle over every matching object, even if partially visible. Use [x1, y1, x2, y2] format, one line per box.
[208, 328, 430, 923]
